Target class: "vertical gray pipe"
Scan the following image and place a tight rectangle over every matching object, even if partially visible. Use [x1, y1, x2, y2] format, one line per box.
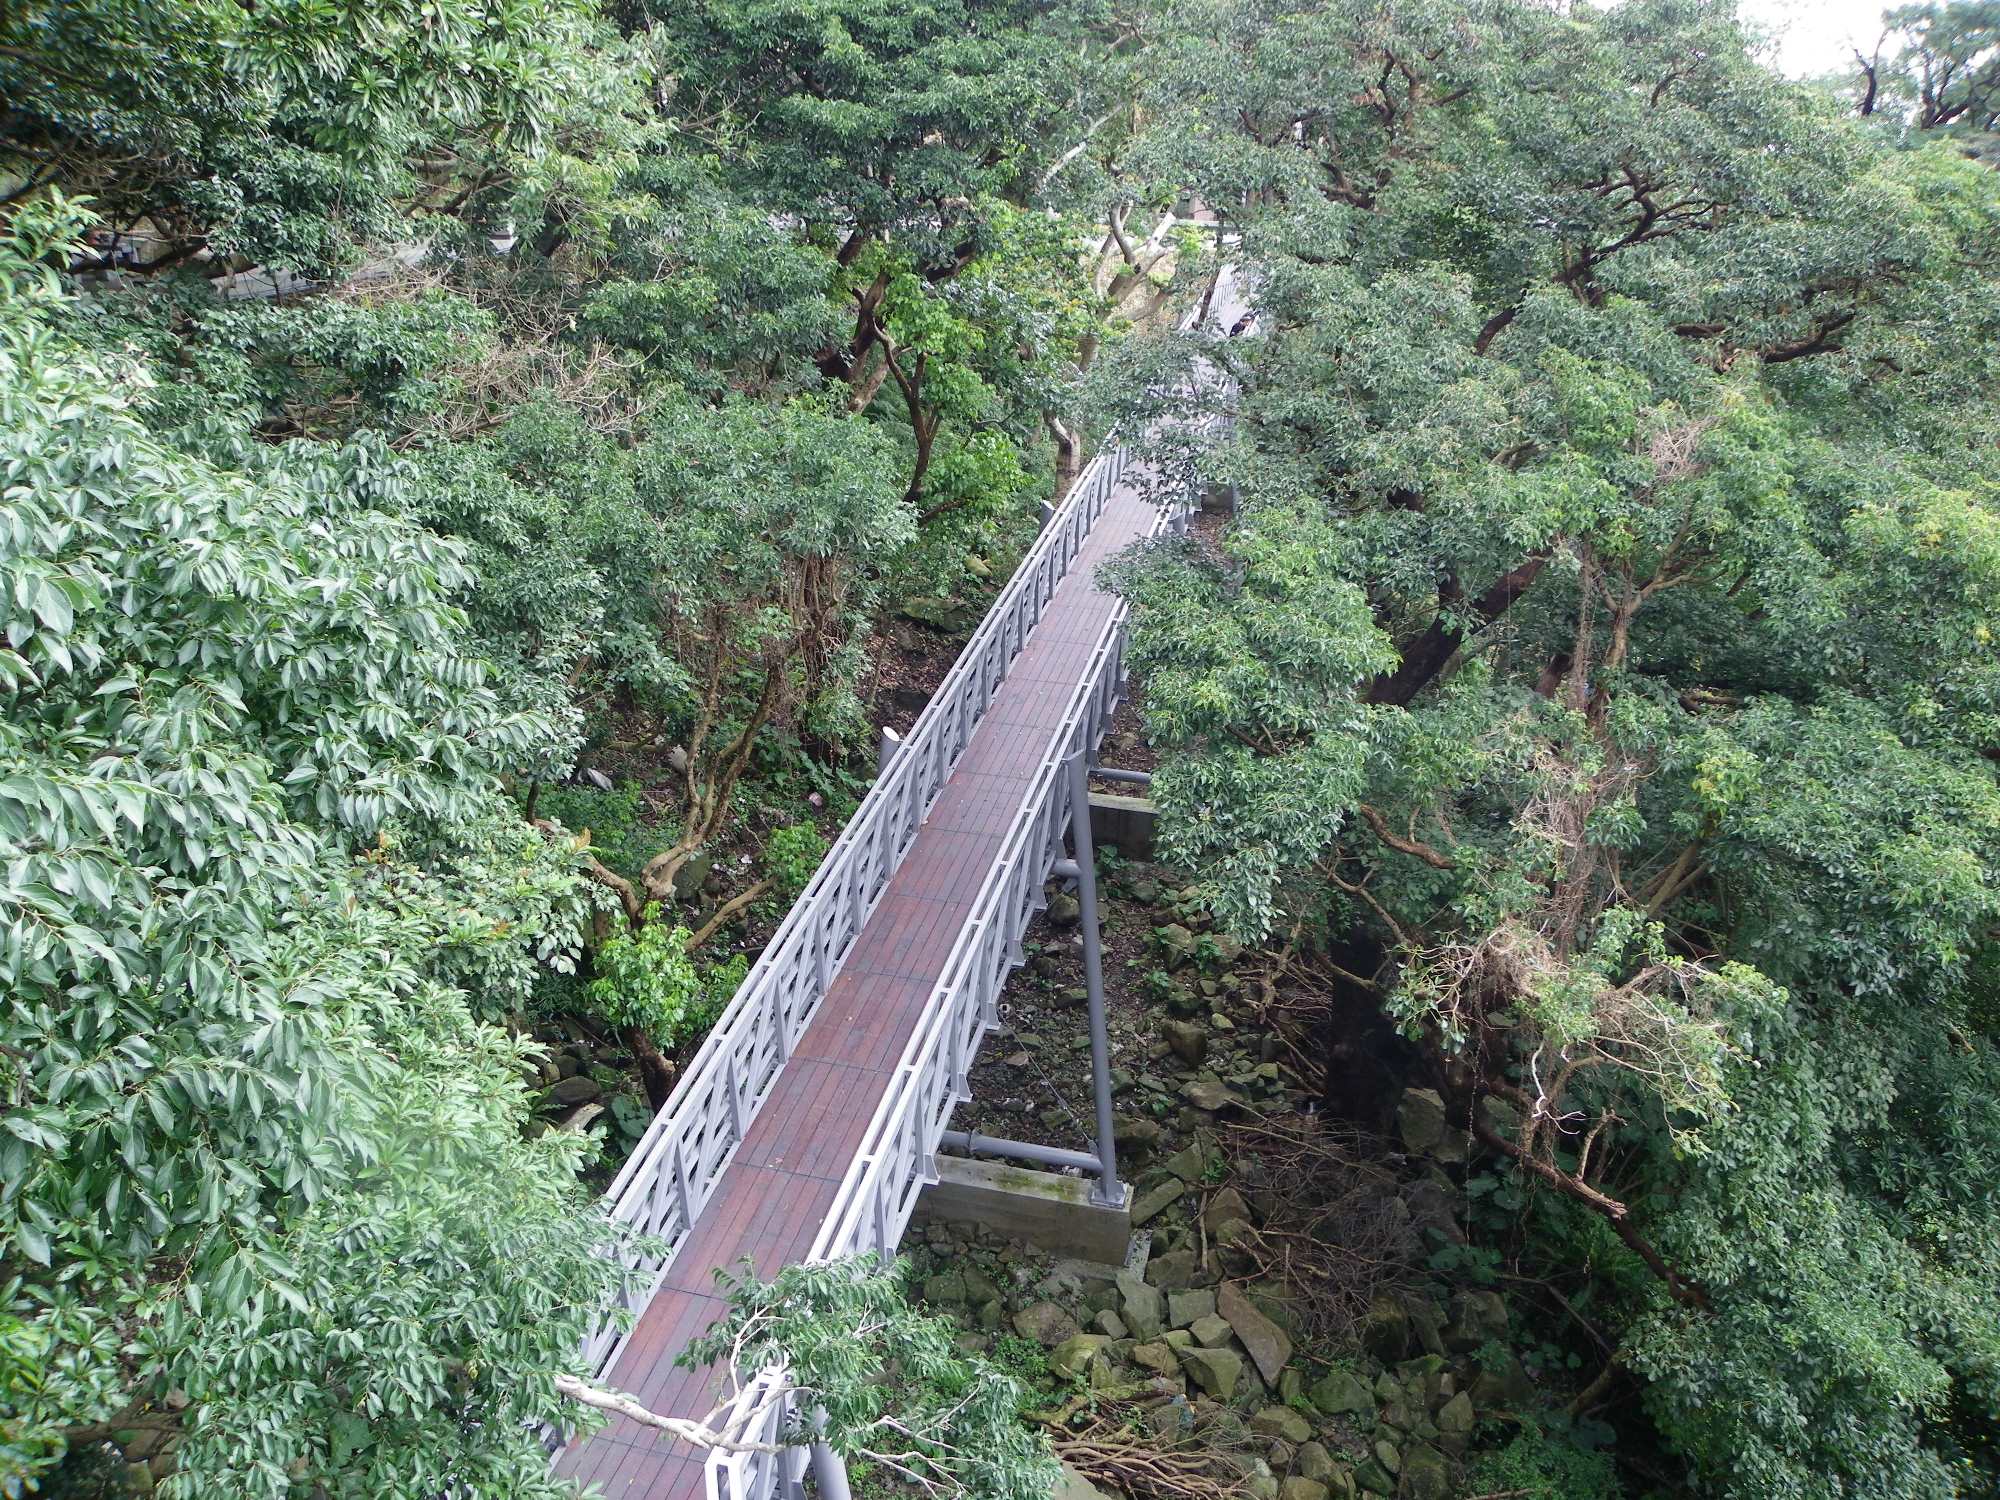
[1065, 751, 1124, 1207]
[809, 1441, 851, 1500]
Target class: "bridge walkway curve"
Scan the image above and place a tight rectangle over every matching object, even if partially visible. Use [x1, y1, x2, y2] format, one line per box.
[554, 464, 1171, 1499]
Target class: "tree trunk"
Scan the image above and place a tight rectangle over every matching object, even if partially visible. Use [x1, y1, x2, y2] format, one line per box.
[1049, 418, 1081, 495]
[1366, 555, 1549, 707]
[623, 1026, 676, 1111]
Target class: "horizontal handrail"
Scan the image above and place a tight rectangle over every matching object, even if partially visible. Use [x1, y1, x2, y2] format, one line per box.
[579, 432, 1135, 1374]
[809, 489, 1187, 1266]
[700, 271, 1241, 1500]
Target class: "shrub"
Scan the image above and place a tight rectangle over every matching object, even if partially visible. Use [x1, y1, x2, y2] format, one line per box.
[586, 907, 744, 1051]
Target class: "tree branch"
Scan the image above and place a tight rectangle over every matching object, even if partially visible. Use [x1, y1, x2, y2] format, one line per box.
[554, 1375, 785, 1453]
[1355, 804, 1455, 869]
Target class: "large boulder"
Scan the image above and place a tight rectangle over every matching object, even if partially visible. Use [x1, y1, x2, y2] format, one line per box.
[1435, 1392, 1474, 1445]
[1294, 1442, 1337, 1483]
[1250, 1407, 1313, 1443]
[1202, 1187, 1252, 1231]
[1013, 1302, 1079, 1347]
[1163, 1019, 1210, 1067]
[1445, 1289, 1509, 1351]
[961, 1265, 1002, 1304]
[1468, 1350, 1536, 1411]
[1402, 1181, 1466, 1247]
[1117, 1272, 1166, 1340]
[1131, 1178, 1185, 1226]
[923, 1268, 967, 1305]
[1358, 1296, 1412, 1361]
[1405, 1296, 1448, 1357]
[1181, 1077, 1240, 1112]
[669, 850, 713, 901]
[1278, 1480, 1328, 1500]
[1129, 1342, 1180, 1376]
[1394, 1088, 1447, 1154]
[1398, 1444, 1452, 1500]
[1146, 1249, 1204, 1290]
[1177, 1344, 1244, 1399]
[1168, 1289, 1216, 1328]
[1309, 1367, 1374, 1416]
[900, 596, 971, 630]
[546, 1075, 602, 1108]
[1156, 923, 1200, 969]
[1219, 1281, 1294, 1386]
[1050, 1334, 1111, 1380]
[1189, 1313, 1234, 1348]
[1354, 1456, 1395, 1497]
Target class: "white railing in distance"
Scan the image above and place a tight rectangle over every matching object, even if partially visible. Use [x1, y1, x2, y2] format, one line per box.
[700, 470, 1197, 1500]
[699, 272, 1240, 1500]
[578, 444, 1134, 1376]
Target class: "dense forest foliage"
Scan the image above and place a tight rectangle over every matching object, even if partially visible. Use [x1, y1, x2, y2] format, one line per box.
[1, 1, 1998, 1498]
[1106, 2, 2000, 1496]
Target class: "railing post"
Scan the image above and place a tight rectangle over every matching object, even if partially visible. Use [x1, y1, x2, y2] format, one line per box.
[873, 1166, 892, 1255]
[809, 1408, 852, 1500]
[948, 987, 969, 1097]
[1064, 750, 1124, 1209]
[770, 974, 792, 1057]
[1003, 860, 1027, 967]
[911, 1078, 933, 1182]
[726, 1052, 746, 1140]
[674, 1132, 696, 1226]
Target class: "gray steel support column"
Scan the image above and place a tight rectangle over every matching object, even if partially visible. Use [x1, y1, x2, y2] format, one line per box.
[1064, 750, 1124, 1207]
[809, 1417, 851, 1500]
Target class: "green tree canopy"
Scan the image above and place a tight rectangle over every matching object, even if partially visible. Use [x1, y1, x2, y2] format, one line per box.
[0, 0, 605, 276]
[1103, 2, 2000, 1494]
[0, 208, 631, 1498]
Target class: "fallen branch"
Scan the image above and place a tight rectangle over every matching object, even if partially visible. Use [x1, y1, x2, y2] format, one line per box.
[1026, 1381, 1159, 1425]
[1051, 1407, 1247, 1500]
[689, 877, 773, 950]
[553, 1374, 784, 1454]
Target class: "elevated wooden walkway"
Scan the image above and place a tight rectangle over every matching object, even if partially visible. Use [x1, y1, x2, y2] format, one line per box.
[555, 469, 1167, 1498]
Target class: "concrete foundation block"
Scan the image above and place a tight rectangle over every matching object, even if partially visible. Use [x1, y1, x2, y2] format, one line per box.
[1088, 793, 1157, 859]
[914, 1156, 1133, 1264]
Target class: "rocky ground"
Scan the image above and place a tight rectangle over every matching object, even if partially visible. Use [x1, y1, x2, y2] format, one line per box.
[909, 858, 1567, 1500]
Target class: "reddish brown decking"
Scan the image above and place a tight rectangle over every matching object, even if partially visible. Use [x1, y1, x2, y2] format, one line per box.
[554, 472, 1164, 1499]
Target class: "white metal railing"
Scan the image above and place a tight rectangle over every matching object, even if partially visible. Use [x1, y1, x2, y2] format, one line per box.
[578, 437, 1135, 1376]
[697, 271, 1243, 1500]
[703, 1371, 805, 1500]
[697, 471, 1194, 1500]
[806, 534, 1166, 1266]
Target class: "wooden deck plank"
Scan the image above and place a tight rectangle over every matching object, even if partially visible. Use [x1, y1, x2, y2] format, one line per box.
[791, 976, 936, 1077]
[943, 727, 1046, 784]
[662, 1168, 837, 1294]
[916, 769, 1034, 834]
[557, 473, 1166, 1498]
[836, 887, 975, 981]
